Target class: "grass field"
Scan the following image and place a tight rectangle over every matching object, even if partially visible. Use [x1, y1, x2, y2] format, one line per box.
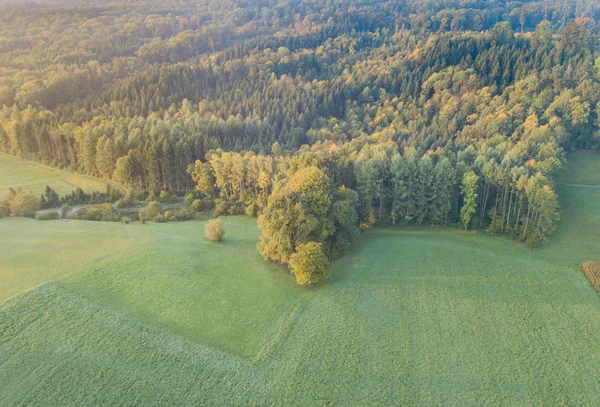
[0, 152, 114, 196]
[1, 151, 600, 405]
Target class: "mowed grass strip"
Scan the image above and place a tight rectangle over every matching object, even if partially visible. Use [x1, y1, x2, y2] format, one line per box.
[0, 152, 111, 196]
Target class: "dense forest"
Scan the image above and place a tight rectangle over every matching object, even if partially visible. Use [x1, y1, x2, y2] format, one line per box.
[1, 0, 599, 280]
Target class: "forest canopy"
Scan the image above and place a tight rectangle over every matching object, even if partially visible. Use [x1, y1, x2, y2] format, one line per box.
[1, 0, 599, 282]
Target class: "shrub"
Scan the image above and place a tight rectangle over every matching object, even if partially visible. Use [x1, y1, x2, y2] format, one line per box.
[70, 204, 118, 222]
[61, 204, 71, 218]
[138, 207, 147, 222]
[159, 190, 170, 202]
[184, 192, 195, 206]
[121, 216, 131, 224]
[205, 219, 225, 241]
[0, 191, 11, 217]
[289, 242, 331, 286]
[192, 198, 213, 212]
[0, 189, 14, 210]
[191, 199, 202, 212]
[164, 211, 175, 221]
[581, 261, 600, 294]
[153, 214, 167, 223]
[115, 198, 130, 209]
[35, 211, 60, 220]
[213, 199, 229, 216]
[227, 203, 242, 215]
[145, 201, 162, 219]
[245, 203, 257, 217]
[175, 206, 195, 221]
[10, 191, 41, 217]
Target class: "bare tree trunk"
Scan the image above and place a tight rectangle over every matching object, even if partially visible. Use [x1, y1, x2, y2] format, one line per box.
[522, 204, 531, 241]
[480, 182, 490, 227]
[491, 190, 500, 231]
[504, 187, 513, 234]
[514, 197, 522, 239]
[501, 185, 508, 232]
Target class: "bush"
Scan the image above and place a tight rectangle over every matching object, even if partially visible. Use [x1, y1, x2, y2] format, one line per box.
[245, 203, 257, 217]
[153, 214, 167, 223]
[227, 204, 240, 215]
[159, 190, 170, 202]
[10, 191, 41, 217]
[192, 198, 213, 212]
[205, 219, 225, 241]
[70, 203, 119, 222]
[174, 206, 195, 221]
[213, 199, 229, 216]
[191, 199, 202, 212]
[164, 211, 175, 221]
[0, 189, 12, 217]
[184, 192, 195, 206]
[0, 189, 14, 210]
[61, 204, 71, 218]
[145, 201, 162, 219]
[115, 198, 131, 209]
[581, 261, 600, 294]
[35, 211, 60, 220]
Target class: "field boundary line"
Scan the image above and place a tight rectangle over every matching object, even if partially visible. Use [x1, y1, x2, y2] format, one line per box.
[251, 299, 306, 364]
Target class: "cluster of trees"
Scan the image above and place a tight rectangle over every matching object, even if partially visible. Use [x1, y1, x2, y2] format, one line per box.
[0, 0, 598, 283]
[40, 185, 122, 209]
[0, 189, 40, 218]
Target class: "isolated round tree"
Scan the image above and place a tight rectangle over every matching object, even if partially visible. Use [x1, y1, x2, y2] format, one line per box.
[205, 219, 225, 242]
[289, 242, 331, 286]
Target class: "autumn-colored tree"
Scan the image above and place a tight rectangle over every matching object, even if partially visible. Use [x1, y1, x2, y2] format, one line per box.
[258, 166, 333, 265]
[9, 190, 41, 217]
[189, 160, 215, 197]
[460, 171, 479, 230]
[205, 219, 225, 242]
[0, 189, 14, 217]
[289, 242, 331, 286]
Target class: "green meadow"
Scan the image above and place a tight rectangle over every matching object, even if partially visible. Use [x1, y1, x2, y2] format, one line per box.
[0, 152, 113, 196]
[1, 151, 600, 406]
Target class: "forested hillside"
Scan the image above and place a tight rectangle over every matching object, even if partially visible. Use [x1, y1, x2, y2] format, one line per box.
[1, 0, 599, 248]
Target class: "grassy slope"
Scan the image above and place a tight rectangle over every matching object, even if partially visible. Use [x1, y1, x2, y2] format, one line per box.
[0, 217, 308, 358]
[1, 151, 600, 405]
[0, 219, 146, 301]
[0, 152, 112, 196]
